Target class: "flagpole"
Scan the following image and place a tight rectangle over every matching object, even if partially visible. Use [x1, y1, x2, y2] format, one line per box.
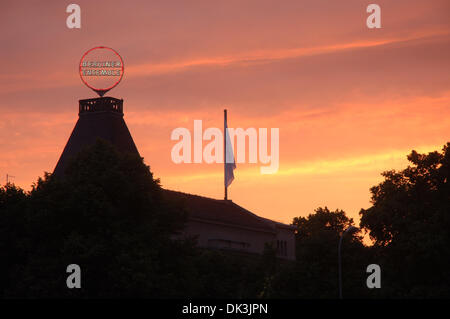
[224, 109, 228, 200]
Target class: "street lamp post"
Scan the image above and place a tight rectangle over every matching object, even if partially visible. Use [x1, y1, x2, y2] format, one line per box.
[338, 226, 358, 299]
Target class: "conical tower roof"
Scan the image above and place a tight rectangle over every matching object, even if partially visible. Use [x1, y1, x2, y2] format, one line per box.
[53, 96, 140, 176]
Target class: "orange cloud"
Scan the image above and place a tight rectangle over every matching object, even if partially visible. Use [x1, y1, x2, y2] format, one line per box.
[125, 30, 449, 77]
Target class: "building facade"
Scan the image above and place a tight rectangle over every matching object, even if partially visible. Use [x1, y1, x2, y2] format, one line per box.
[164, 190, 296, 260]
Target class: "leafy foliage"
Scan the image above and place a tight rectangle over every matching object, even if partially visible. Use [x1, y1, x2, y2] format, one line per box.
[1, 140, 189, 297]
[360, 143, 450, 297]
[292, 207, 369, 298]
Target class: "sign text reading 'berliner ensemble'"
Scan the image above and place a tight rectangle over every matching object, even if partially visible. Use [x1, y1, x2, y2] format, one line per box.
[79, 46, 124, 96]
[81, 61, 122, 76]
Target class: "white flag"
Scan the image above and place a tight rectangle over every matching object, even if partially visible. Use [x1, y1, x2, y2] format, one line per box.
[225, 116, 236, 188]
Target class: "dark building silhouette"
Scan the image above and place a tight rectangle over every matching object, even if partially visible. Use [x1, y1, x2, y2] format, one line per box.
[53, 97, 139, 176]
[54, 97, 295, 259]
[164, 190, 295, 259]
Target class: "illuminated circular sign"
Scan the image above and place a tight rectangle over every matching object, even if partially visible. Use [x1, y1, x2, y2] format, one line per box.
[79, 46, 124, 97]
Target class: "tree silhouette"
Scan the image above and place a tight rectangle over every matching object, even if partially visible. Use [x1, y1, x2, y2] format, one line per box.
[360, 143, 450, 297]
[2, 140, 449, 298]
[292, 207, 368, 298]
[1, 139, 189, 297]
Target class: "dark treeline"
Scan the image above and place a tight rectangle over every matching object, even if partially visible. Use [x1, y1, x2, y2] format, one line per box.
[0, 140, 449, 298]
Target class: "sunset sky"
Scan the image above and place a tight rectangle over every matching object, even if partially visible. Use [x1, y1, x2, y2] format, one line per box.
[1, 0, 449, 232]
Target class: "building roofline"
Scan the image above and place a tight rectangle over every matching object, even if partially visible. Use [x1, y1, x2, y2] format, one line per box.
[163, 189, 295, 233]
[189, 217, 277, 234]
